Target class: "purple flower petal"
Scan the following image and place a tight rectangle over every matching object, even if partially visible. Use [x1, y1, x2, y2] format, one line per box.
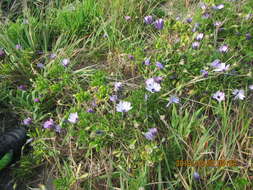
[68, 112, 78, 124]
[61, 58, 70, 67]
[125, 16, 131, 21]
[186, 17, 193, 23]
[144, 128, 158, 140]
[34, 98, 40, 103]
[192, 41, 200, 49]
[143, 58, 151, 66]
[87, 108, 95, 113]
[193, 172, 200, 180]
[128, 55, 134, 60]
[43, 119, 54, 129]
[18, 85, 27, 91]
[154, 19, 164, 30]
[218, 45, 229, 53]
[15, 44, 22, 50]
[0, 49, 6, 58]
[23, 117, 32, 125]
[54, 125, 62, 133]
[200, 70, 208, 77]
[144, 16, 153, 24]
[37, 63, 45, 69]
[110, 95, 118, 102]
[156, 62, 164, 69]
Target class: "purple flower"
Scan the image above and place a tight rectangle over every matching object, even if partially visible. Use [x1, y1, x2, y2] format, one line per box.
[212, 91, 225, 102]
[246, 33, 251, 40]
[116, 101, 132, 112]
[87, 108, 95, 113]
[114, 82, 123, 91]
[144, 128, 158, 140]
[166, 95, 180, 107]
[125, 16, 131, 21]
[61, 58, 70, 66]
[23, 117, 32, 125]
[54, 125, 62, 133]
[213, 4, 224, 10]
[211, 59, 221, 67]
[154, 19, 164, 30]
[195, 33, 204, 41]
[37, 63, 45, 69]
[18, 85, 27, 91]
[145, 78, 161, 93]
[128, 55, 134, 60]
[214, 21, 222, 27]
[43, 119, 54, 129]
[156, 62, 164, 69]
[34, 98, 40, 103]
[91, 100, 97, 107]
[202, 12, 210, 19]
[232, 89, 245, 100]
[186, 17, 193, 23]
[193, 172, 200, 180]
[213, 63, 230, 72]
[143, 58, 151, 66]
[15, 44, 22, 50]
[214, 63, 230, 72]
[109, 95, 118, 102]
[192, 41, 200, 49]
[249, 85, 253, 90]
[0, 49, 5, 58]
[50, 53, 57, 59]
[144, 16, 153, 24]
[218, 45, 229, 53]
[68, 112, 78, 124]
[200, 70, 208, 77]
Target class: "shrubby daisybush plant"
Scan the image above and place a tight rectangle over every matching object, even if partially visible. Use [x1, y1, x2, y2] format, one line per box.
[3, 0, 253, 188]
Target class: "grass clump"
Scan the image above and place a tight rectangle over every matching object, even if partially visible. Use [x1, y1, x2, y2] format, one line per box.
[0, 0, 253, 189]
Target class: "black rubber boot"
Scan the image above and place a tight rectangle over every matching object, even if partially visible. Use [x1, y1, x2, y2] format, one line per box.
[0, 127, 27, 165]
